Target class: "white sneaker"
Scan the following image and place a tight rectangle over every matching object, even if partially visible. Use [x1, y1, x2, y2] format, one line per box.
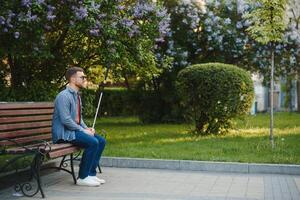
[76, 176, 100, 187]
[89, 176, 106, 184]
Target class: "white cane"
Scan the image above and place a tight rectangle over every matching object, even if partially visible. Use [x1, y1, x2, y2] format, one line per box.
[92, 66, 110, 129]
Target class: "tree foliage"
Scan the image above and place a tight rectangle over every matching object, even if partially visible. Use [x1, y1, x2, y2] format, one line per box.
[244, 0, 287, 44]
[0, 0, 170, 100]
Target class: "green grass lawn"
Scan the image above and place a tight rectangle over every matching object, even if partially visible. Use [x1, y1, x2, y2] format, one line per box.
[87, 112, 300, 164]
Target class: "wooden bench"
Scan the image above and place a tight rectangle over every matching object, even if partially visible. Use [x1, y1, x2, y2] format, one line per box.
[0, 102, 82, 198]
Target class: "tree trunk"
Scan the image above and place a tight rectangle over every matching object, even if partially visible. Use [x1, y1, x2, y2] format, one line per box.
[124, 75, 130, 90]
[286, 78, 292, 112]
[8, 54, 22, 92]
[270, 48, 275, 148]
[297, 79, 300, 112]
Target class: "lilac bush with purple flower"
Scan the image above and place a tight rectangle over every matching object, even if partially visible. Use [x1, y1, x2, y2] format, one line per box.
[0, 0, 170, 100]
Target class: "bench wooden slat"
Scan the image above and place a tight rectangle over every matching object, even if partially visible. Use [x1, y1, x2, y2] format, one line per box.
[6, 143, 48, 154]
[0, 102, 54, 109]
[50, 143, 77, 150]
[0, 121, 51, 131]
[48, 146, 80, 159]
[6, 143, 76, 154]
[0, 127, 51, 139]
[0, 134, 51, 146]
[0, 115, 52, 124]
[0, 109, 54, 117]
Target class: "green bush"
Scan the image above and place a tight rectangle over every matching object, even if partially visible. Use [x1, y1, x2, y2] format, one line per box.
[176, 63, 254, 135]
[100, 88, 136, 117]
[133, 90, 164, 123]
[82, 88, 137, 118]
[133, 89, 186, 123]
[81, 89, 97, 118]
[83, 88, 185, 123]
[0, 81, 58, 102]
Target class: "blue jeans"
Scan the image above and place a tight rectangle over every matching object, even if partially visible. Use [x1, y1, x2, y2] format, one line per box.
[71, 131, 106, 179]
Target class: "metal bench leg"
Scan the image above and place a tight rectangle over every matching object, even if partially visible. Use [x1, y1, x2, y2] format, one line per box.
[33, 153, 45, 198]
[70, 154, 77, 184]
[59, 155, 67, 168]
[14, 153, 46, 198]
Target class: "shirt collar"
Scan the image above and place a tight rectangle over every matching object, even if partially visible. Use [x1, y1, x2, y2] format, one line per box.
[66, 86, 79, 95]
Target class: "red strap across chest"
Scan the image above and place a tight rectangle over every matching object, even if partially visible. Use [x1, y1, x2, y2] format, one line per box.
[77, 95, 81, 124]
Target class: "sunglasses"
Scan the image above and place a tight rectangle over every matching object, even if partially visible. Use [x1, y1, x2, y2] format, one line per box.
[78, 76, 87, 80]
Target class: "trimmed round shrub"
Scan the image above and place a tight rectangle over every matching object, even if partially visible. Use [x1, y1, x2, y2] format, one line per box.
[176, 63, 254, 135]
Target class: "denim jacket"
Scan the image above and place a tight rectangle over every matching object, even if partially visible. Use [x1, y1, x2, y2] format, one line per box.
[52, 86, 88, 143]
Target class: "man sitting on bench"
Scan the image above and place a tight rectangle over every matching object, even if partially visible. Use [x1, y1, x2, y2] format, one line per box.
[52, 66, 106, 187]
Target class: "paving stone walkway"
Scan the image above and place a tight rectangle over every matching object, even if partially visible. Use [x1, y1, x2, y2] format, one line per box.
[0, 167, 300, 200]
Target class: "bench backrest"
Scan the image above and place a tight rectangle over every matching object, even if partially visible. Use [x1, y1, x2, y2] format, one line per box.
[0, 102, 54, 148]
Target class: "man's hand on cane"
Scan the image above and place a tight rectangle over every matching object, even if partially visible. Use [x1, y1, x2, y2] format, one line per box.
[85, 127, 95, 136]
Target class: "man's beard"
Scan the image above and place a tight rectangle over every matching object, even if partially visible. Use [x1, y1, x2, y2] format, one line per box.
[76, 83, 86, 89]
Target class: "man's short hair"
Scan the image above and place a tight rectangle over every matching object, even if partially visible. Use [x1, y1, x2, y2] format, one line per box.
[65, 67, 84, 81]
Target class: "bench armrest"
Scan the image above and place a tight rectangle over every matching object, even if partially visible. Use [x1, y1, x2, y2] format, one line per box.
[0, 138, 52, 155]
